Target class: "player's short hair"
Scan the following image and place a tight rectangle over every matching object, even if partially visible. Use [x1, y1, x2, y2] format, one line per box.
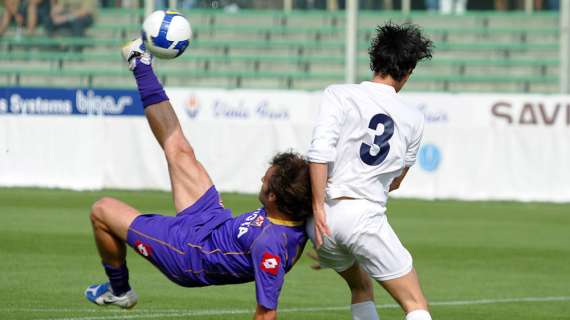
[369, 22, 433, 81]
[268, 151, 312, 220]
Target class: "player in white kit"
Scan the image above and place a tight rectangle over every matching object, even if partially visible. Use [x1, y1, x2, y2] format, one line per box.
[307, 23, 434, 320]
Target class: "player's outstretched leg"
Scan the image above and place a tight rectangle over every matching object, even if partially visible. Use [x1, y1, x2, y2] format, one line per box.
[122, 39, 214, 213]
[86, 197, 140, 309]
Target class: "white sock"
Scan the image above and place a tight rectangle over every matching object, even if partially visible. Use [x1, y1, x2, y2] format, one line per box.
[351, 301, 379, 320]
[405, 309, 432, 320]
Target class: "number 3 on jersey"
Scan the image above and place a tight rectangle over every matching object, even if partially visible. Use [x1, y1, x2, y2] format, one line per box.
[360, 113, 394, 166]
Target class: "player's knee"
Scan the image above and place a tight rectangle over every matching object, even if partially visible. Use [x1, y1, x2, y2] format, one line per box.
[170, 142, 196, 159]
[343, 270, 374, 301]
[348, 275, 372, 292]
[164, 136, 197, 162]
[90, 197, 116, 225]
[350, 279, 374, 300]
[166, 143, 201, 175]
[163, 129, 194, 156]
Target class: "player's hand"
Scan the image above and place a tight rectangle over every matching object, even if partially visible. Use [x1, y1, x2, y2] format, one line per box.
[121, 38, 152, 71]
[313, 206, 332, 249]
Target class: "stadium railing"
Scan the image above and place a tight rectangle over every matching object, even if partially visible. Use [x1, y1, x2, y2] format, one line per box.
[0, 8, 560, 93]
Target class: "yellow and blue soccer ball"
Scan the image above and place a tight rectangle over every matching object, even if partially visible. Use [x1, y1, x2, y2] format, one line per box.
[142, 10, 192, 59]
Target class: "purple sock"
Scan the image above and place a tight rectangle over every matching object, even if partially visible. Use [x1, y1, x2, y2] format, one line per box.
[103, 263, 131, 296]
[133, 60, 169, 108]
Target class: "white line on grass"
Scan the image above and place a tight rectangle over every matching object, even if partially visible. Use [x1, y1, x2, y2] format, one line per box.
[15, 295, 570, 320]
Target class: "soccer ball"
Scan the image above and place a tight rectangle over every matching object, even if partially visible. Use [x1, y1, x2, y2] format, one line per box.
[141, 10, 192, 59]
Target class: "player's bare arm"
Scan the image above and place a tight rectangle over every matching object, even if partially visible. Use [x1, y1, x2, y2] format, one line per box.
[307, 88, 346, 249]
[389, 167, 410, 192]
[309, 162, 332, 248]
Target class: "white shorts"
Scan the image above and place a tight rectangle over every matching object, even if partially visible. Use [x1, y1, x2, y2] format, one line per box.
[307, 198, 413, 281]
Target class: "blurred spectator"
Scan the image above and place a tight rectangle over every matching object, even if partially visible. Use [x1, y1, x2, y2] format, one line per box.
[47, 0, 96, 37]
[26, 0, 50, 35]
[154, 0, 197, 9]
[495, 0, 508, 10]
[0, 0, 50, 37]
[535, 0, 559, 10]
[294, 0, 326, 10]
[100, 0, 120, 7]
[440, 0, 467, 14]
[360, 0, 392, 10]
[154, 0, 166, 9]
[0, 0, 24, 36]
[298, 0, 395, 10]
[495, 0, 558, 11]
[425, 0, 439, 11]
[497, 0, 528, 10]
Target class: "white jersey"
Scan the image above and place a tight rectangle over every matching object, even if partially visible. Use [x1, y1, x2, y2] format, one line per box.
[307, 81, 424, 208]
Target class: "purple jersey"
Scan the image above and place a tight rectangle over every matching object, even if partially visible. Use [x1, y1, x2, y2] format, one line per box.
[198, 208, 305, 308]
[126, 186, 306, 310]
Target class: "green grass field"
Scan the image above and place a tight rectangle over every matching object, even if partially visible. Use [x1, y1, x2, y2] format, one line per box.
[1, 188, 569, 320]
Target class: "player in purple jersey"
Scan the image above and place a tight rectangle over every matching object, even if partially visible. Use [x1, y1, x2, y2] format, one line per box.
[84, 39, 312, 320]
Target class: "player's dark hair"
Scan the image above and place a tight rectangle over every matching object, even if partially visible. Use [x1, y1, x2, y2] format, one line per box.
[268, 151, 312, 220]
[369, 22, 433, 81]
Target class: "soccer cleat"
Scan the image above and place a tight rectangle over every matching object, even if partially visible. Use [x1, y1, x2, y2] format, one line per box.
[121, 38, 153, 71]
[85, 283, 138, 309]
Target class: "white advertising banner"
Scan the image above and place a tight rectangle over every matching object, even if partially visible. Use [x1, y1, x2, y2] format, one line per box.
[165, 88, 319, 194]
[397, 93, 570, 202]
[1, 87, 568, 202]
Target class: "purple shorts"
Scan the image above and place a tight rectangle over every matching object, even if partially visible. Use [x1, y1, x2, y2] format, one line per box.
[126, 186, 231, 287]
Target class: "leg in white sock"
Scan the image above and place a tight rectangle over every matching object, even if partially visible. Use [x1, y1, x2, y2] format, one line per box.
[338, 263, 379, 320]
[351, 300, 379, 320]
[405, 309, 432, 320]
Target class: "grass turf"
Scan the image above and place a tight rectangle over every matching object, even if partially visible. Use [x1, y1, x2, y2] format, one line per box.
[0, 188, 569, 320]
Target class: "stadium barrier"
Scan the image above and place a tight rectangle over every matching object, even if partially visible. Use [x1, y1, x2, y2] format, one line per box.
[0, 87, 568, 202]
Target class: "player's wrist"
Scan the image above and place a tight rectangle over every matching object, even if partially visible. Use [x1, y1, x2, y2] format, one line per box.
[312, 203, 325, 212]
